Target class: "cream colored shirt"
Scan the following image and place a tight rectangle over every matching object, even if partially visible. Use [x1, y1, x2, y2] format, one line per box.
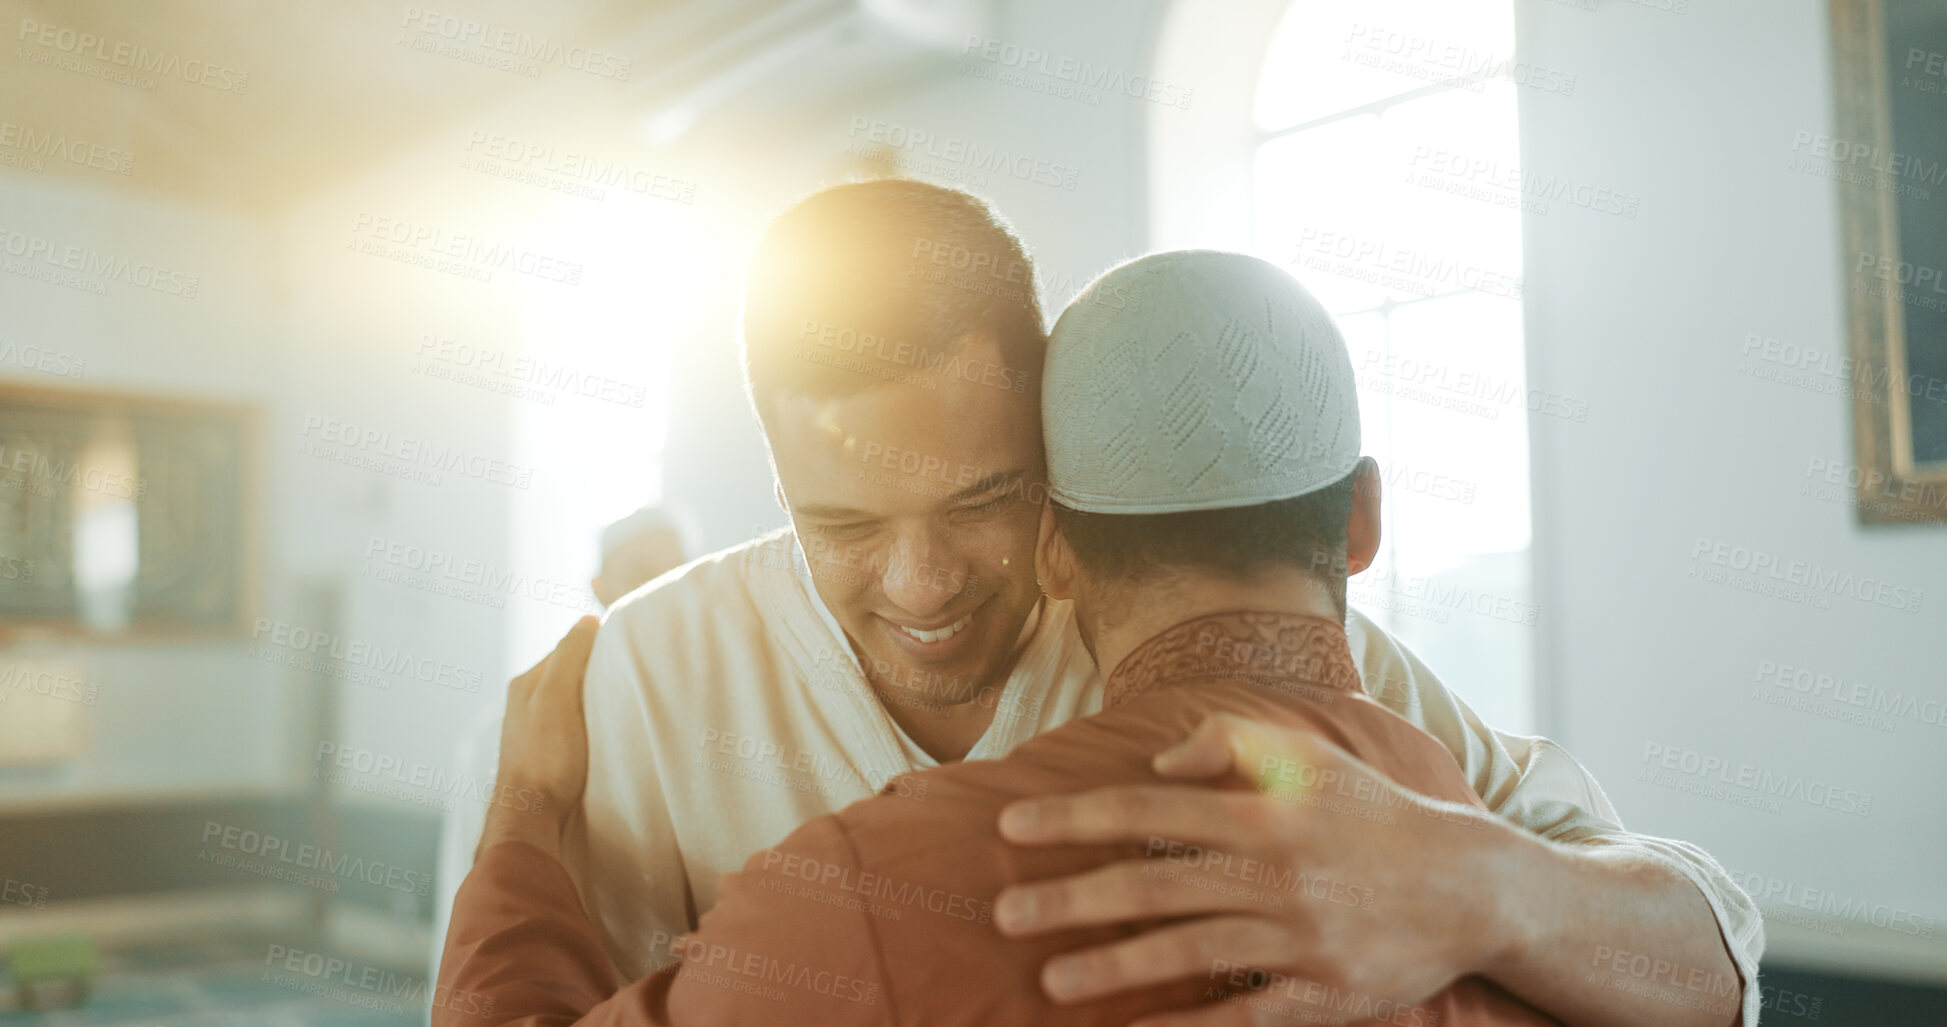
[548, 529, 1763, 1027]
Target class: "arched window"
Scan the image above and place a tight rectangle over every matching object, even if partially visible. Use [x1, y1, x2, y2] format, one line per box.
[1154, 0, 1535, 731]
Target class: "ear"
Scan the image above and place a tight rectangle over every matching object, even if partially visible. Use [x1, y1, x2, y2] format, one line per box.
[1034, 503, 1080, 600]
[1345, 457, 1382, 577]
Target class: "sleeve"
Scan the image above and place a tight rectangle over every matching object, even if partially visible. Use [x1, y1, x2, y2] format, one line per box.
[429, 705, 505, 989]
[1346, 609, 1765, 1027]
[437, 840, 683, 1026]
[560, 612, 697, 981]
[659, 814, 893, 1026]
[436, 820, 890, 1027]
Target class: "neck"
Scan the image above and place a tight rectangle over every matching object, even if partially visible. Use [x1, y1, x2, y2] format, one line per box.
[1089, 568, 1346, 704]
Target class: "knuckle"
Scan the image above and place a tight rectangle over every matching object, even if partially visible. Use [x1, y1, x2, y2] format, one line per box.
[1132, 864, 1174, 908]
[1199, 919, 1246, 958]
[1308, 948, 1350, 987]
[1164, 935, 1208, 977]
[1188, 928, 1225, 966]
[1109, 788, 1152, 821]
[1108, 940, 1158, 984]
[1282, 913, 1324, 950]
[1225, 793, 1282, 838]
[1240, 917, 1290, 956]
[1028, 799, 1073, 834]
[1031, 884, 1070, 923]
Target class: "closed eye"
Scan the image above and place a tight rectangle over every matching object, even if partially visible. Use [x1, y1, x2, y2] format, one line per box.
[813, 521, 878, 543]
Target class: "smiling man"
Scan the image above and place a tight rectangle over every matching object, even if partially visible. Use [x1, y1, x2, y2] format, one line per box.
[441, 252, 1571, 1026]
[558, 182, 1760, 1027]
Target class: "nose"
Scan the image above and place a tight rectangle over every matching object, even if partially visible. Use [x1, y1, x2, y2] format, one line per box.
[879, 526, 965, 621]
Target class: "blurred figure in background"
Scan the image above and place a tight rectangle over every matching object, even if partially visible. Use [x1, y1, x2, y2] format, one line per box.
[590, 506, 698, 609]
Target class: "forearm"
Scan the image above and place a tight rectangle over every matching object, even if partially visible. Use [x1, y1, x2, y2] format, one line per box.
[437, 833, 625, 1027]
[1477, 824, 1742, 1027]
[1376, 660, 1752, 1025]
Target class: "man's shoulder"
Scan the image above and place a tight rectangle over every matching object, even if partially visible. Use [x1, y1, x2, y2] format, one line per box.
[808, 737, 1157, 1009]
[837, 714, 1158, 847]
[587, 529, 822, 701]
[604, 528, 798, 635]
[1345, 606, 1442, 710]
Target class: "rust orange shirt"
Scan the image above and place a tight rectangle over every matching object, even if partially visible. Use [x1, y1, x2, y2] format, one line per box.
[438, 611, 1561, 1027]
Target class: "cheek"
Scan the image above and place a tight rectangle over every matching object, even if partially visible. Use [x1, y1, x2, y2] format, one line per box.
[965, 516, 1041, 588]
[807, 544, 884, 606]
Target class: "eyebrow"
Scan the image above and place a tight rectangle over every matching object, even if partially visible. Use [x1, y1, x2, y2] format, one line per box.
[948, 469, 1024, 503]
[793, 468, 1026, 521]
[795, 502, 873, 520]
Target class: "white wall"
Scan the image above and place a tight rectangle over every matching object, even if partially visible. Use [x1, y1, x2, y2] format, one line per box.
[0, 179, 296, 804]
[276, 80, 711, 802]
[1517, 0, 1947, 980]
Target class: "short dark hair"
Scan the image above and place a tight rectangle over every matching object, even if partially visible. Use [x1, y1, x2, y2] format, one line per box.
[740, 180, 1045, 430]
[1052, 468, 1361, 612]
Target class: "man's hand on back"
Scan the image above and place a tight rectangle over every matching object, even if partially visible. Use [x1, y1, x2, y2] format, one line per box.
[480, 616, 601, 860]
[991, 713, 1530, 1025]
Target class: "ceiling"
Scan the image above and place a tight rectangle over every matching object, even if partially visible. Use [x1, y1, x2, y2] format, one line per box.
[0, 0, 955, 212]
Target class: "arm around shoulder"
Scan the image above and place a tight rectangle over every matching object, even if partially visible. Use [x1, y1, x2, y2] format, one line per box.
[1356, 619, 1759, 1026]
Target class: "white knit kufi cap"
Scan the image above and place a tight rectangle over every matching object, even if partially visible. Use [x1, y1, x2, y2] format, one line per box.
[1044, 250, 1360, 514]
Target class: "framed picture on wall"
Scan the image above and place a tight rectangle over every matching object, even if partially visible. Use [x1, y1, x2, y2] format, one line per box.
[1832, 0, 1947, 523]
[0, 382, 259, 638]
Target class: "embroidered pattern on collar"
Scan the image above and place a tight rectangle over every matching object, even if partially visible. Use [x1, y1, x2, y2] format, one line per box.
[1104, 611, 1360, 710]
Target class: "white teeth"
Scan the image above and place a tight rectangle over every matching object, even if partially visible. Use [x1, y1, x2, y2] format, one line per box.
[899, 613, 973, 644]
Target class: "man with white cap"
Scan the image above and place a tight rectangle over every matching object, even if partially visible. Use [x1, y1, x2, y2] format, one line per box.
[487, 181, 1753, 1027]
[435, 250, 1569, 1025]
[436, 252, 1740, 1026]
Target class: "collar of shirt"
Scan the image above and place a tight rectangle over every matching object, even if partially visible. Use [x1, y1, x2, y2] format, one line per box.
[790, 528, 864, 676]
[1104, 610, 1362, 710]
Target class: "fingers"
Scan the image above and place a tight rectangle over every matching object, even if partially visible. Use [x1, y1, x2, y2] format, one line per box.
[1153, 713, 1321, 785]
[1000, 785, 1270, 850]
[506, 616, 600, 716]
[995, 857, 1266, 937]
[510, 652, 552, 697]
[1153, 716, 1389, 821]
[1037, 915, 1291, 1003]
[1151, 713, 1257, 779]
[538, 616, 601, 697]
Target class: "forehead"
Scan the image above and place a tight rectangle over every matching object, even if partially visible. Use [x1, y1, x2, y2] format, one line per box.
[769, 340, 1042, 506]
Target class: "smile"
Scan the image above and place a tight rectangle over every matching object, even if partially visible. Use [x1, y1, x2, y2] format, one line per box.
[896, 612, 973, 644]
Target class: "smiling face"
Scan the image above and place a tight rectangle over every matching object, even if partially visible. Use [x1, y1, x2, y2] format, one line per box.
[767, 333, 1047, 707]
